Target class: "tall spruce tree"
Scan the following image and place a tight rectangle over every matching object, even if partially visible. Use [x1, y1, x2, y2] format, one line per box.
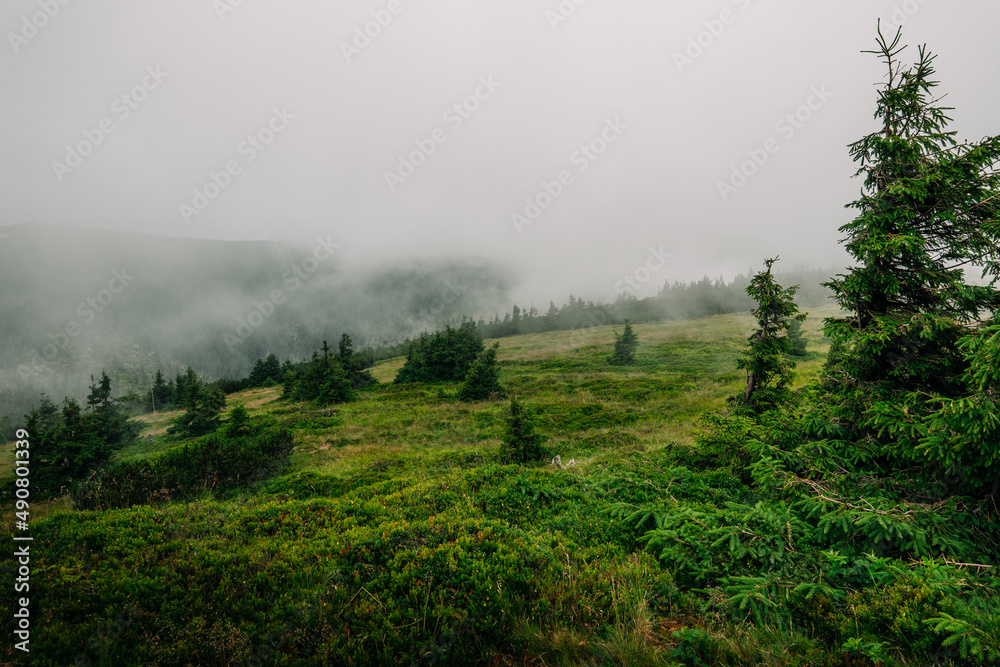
[786, 319, 809, 357]
[826, 26, 1000, 394]
[337, 332, 377, 389]
[174, 368, 198, 408]
[823, 25, 1000, 493]
[151, 370, 172, 411]
[86, 372, 112, 413]
[734, 258, 806, 412]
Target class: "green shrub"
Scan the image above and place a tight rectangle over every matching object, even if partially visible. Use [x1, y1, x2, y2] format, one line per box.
[842, 581, 941, 657]
[499, 395, 547, 464]
[72, 428, 295, 510]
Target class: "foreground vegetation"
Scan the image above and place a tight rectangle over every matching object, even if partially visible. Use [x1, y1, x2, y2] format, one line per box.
[2, 305, 998, 666]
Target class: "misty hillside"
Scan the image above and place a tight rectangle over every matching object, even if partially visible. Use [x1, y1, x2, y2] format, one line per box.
[0, 224, 839, 427]
[5, 306, 999, 665]
[0, 223, 513, 418]
[3, 309, 835, 665]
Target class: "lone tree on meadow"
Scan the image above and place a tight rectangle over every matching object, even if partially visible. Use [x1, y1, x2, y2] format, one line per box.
[500, 394, 546, 465]
[823, 25, 1000, 493]
[734, 258, 806, 412]
[458, 342, 505, 401]
[608, 319, 639, 366]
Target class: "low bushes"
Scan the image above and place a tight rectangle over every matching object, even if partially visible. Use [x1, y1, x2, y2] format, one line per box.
[72, 428, 295, 510]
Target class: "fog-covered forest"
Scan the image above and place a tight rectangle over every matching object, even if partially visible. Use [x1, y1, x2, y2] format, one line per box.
[0, 222, 836, 429]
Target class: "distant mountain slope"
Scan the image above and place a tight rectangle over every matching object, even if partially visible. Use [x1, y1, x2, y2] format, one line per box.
[0, 223, 513, 421]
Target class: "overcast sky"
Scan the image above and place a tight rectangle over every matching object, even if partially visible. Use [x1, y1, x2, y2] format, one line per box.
[2, 0, 999, 304]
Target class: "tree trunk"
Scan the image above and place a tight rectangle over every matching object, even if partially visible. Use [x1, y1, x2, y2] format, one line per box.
[744, 371, 756, 402]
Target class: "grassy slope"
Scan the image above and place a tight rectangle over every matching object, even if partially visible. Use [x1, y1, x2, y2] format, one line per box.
[125, 306, 833, 482]
[2, 308, 850, 665]
[0, 307, 835, 484]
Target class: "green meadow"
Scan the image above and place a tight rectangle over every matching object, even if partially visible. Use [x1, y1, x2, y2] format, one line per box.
[3, 306, 998, 666]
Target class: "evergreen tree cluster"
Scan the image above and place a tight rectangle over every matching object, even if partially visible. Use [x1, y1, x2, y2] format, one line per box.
[281, 334, 376, 405]
[19, 371, 141, 498]
[167, 369, 227, 439]
[146, 366, 234, 415]
[245, 353, 289, 388]
[726, 27, 1000, 501]
[474, 268, 833, 341]
[390, 321, 506, 401]
[395, 320, 485, 384]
